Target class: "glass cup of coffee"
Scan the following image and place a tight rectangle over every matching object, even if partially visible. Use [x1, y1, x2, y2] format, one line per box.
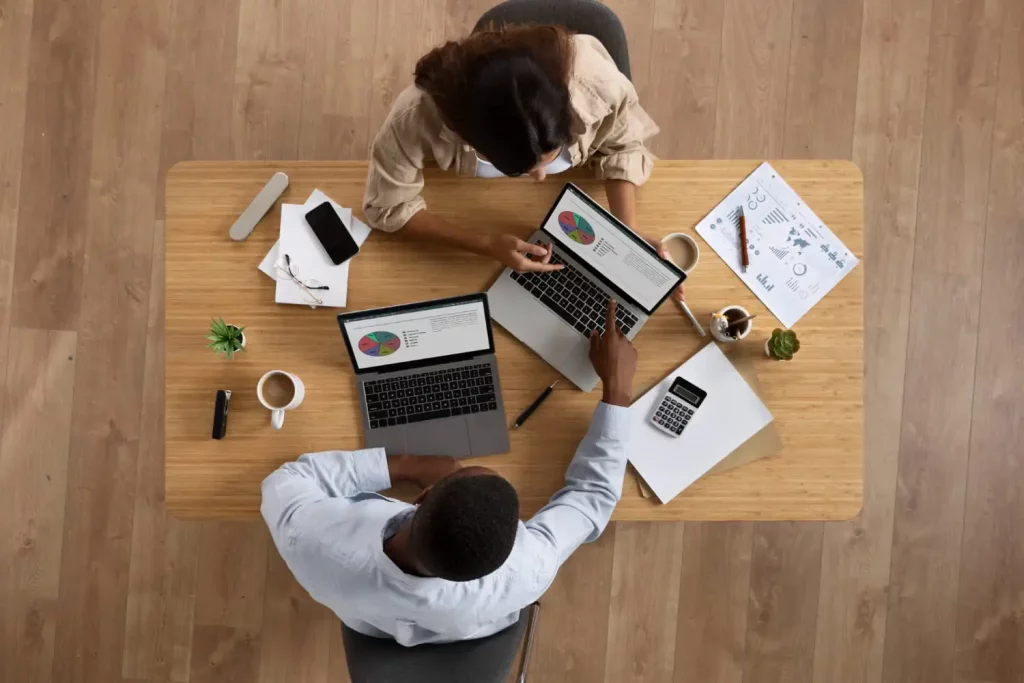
[257, 370, 305, 429]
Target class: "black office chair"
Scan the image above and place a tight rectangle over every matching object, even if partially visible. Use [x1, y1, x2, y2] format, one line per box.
[473, 0, 632, 80]
[341, 604, 540, 683]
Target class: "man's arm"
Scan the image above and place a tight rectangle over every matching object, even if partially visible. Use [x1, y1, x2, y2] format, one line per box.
[523, 299, 638, 564]
[524, 401, 630, 564]
[261, 451, 459, 542]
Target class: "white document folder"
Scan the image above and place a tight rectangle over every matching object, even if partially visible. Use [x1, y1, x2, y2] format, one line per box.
[628, 343, 774, 503]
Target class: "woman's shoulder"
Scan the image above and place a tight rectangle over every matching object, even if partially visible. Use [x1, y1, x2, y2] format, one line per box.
[382, 84, 446, 134]
[568, 34, 636, 122]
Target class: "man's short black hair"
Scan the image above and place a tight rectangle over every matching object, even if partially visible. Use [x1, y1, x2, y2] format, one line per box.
[411, 474, 520, 581]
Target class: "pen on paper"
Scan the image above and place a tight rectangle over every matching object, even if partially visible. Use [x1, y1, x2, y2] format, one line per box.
[738, 206, 749, 273]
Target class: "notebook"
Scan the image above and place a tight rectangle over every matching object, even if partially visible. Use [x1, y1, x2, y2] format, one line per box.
[627, 343, 774, 504]
[257, 189, 371, 308]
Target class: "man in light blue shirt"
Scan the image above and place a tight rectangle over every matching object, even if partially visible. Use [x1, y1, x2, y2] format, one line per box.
[261, 301, 636, 646]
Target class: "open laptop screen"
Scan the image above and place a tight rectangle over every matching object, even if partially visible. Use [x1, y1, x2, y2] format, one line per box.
[540, 184, 684, 314]
[338, 295, 493, 373]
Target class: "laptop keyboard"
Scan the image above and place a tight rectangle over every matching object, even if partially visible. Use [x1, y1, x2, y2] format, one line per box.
[508, 250, 640, 337]
[364, 363, 498, 430]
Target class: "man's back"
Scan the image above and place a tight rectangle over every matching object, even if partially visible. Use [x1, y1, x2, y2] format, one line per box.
[261, 299, 636, 646]
[262, 403, 628, 645]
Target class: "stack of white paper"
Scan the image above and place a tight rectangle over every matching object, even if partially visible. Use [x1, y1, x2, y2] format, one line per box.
[628, 343, 774, 503]
[258, 189, 371, 308]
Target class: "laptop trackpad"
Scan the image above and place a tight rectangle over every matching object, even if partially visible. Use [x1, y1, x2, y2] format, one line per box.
[367, 426, 408, 455]
[407, 417, 472, 458]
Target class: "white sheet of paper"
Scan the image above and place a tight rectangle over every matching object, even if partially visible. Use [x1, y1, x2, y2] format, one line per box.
[694, 162, 859, 328]
[258, 189, 371, 308]
[627, 343, 774, 504]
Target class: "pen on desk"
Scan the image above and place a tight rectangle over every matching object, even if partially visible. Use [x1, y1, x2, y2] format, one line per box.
[738, 206, 749, 273]
[677, 299, 706, 337]
[512, 380, 559, 430]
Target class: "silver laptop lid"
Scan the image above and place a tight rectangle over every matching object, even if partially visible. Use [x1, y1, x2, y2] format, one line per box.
[337, 294, 494, 375]
[538, 183, 685, 315]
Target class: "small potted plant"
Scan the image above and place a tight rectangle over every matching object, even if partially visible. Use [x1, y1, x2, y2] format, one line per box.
[207, 317, 246, 359]
[765, 328, 800, 361]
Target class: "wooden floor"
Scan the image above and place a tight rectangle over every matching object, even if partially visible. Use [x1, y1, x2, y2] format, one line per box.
[1, 0, 1021, 681]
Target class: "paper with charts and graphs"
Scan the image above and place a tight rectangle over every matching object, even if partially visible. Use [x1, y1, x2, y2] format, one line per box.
[695, 162, 858, 328]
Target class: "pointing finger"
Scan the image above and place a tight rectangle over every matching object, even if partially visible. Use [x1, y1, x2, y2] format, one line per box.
[519, 239, 548, 257]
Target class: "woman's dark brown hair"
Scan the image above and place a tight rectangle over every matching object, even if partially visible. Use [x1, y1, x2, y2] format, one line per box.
[414, 25, 575, 176]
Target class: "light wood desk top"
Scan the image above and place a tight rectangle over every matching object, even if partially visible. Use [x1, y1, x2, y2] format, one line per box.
[165, 161, 863, 521]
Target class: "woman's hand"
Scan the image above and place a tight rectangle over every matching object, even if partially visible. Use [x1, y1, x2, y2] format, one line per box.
[648, 237, 687, 302]
[486, 234, 564, 273]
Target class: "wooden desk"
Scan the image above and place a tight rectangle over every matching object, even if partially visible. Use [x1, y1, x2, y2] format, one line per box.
[165, 161, 863, 521]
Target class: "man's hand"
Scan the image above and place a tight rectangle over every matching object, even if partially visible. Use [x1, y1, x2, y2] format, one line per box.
[485, 234, 564, 273]
[589, 300, 638, 406]
[387, 454, 461, 489]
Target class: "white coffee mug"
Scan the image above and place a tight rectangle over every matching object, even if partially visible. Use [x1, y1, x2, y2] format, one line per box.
[257, 370, 305, 429]
[660, 232, 700, 273]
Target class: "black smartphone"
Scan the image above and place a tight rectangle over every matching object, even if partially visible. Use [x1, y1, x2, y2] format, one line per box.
[212, 389, 231, 440]
[304, 201, 360, 265]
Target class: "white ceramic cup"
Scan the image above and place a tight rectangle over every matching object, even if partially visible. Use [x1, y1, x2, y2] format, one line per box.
[660, 232, 700, 273]
[257, 370, 305, 429]
[710, 305, 753, 343]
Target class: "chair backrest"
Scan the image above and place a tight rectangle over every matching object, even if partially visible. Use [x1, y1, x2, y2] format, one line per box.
[473, 0, 632, 80]
[341, 610, 528, 683]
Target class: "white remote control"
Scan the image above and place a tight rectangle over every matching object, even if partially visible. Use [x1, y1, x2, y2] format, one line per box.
[228, 171, 289, 241]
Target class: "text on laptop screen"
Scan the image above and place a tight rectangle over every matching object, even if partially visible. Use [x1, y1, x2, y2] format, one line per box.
[542, 188, 679, 310]
[343, 300, 490, 370]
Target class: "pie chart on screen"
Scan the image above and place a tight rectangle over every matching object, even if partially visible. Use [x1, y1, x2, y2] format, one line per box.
[358, 331, 401, 357]
[558, 211, 596, 245]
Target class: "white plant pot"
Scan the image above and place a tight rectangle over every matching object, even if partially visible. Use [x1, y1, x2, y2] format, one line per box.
[709, 306, 752, 343]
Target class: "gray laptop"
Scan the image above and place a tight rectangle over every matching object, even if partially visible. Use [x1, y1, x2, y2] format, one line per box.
[488, 183, 686, 391]
[337, 293, 510, 458]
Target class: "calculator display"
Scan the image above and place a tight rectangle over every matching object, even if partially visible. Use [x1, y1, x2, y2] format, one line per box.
[670, 385, 700, 404]
[668, 377, 707, 407]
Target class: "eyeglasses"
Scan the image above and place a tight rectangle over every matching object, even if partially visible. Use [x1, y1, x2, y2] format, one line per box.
[275, 254, 329, 306]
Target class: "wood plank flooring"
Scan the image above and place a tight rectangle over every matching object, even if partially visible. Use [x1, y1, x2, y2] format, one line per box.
[1, 1, 1022, 681]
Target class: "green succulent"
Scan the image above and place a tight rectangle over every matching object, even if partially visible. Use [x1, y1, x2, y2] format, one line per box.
[206, 317, 246, 359]
[766, 328, 800, 361]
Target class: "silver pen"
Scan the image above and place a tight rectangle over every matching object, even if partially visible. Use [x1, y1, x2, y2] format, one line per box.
[677, 299, 706, 337]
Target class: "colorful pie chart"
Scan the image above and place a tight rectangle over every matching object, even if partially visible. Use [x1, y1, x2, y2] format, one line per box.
[358, 331, 401, 357]
[558, 211, 596, 245]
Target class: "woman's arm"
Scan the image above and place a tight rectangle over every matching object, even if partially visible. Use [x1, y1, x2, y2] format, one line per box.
[401, 209, 563, 273]
[604, 179, 637, 227]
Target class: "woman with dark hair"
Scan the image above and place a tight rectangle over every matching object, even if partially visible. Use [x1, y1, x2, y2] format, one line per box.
[363, 25, 669, 277]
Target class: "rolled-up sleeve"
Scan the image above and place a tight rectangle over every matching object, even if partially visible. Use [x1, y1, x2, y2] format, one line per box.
[590, 82, 659, 186]
[363, 118, 428, 233]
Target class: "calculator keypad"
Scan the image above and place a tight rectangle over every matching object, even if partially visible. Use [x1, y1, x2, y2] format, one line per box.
[652, 396, 695, 436]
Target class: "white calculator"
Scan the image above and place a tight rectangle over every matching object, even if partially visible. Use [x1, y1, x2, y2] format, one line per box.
[650, 377, 708, 437]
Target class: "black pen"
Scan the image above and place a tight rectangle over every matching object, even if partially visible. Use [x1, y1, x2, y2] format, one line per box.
[512, 380, 559, 430]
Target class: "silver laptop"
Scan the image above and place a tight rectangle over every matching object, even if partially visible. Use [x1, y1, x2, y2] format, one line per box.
[488, 183, 686, 391]
[337, 294, 510, 458]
